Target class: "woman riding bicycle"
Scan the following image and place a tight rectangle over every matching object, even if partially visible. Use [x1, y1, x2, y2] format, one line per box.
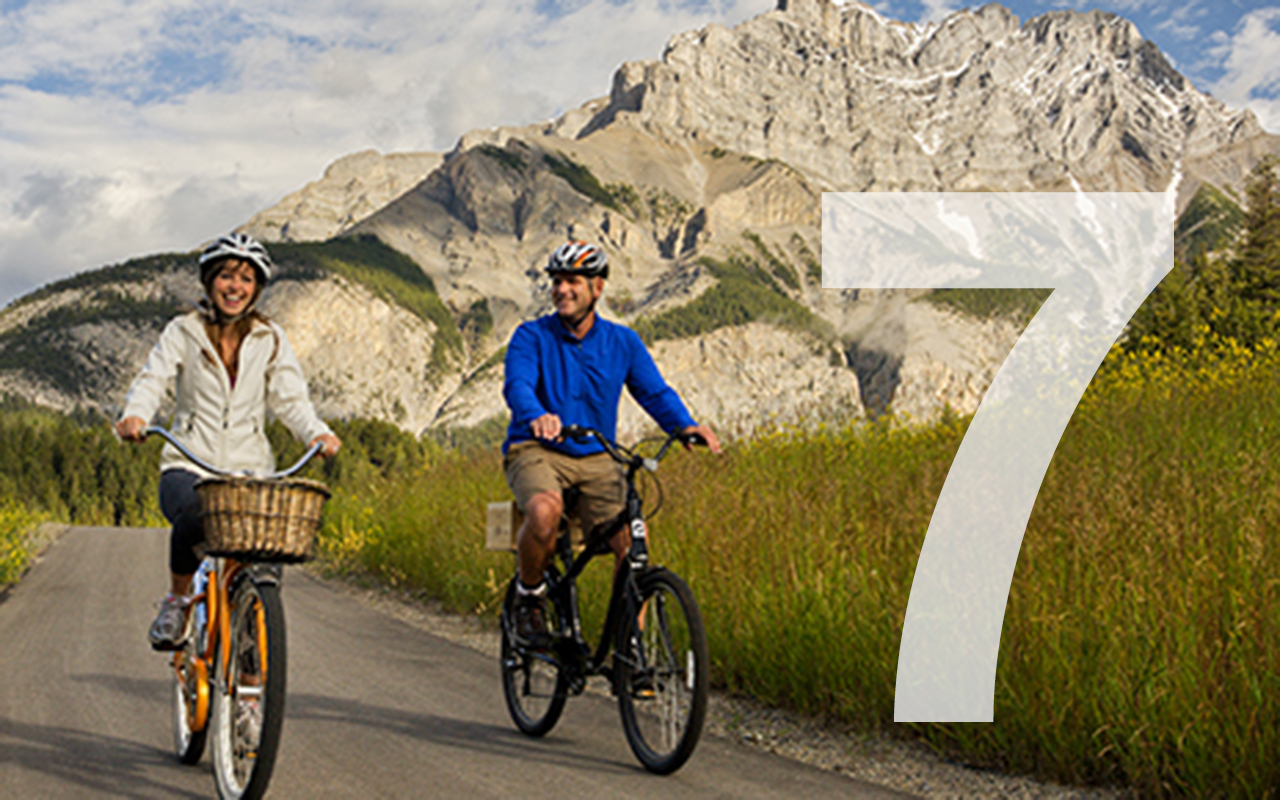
[115, 232, 340, 651]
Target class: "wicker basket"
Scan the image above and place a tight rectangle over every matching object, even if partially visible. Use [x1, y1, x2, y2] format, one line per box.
[196, 477, 331, 562]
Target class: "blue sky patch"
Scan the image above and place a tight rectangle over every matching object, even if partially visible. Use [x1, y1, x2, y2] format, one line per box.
[132, 49, 231, 103]
[20, 70, 97, 98]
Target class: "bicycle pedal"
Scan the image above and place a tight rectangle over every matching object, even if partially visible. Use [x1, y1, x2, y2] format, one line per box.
[629, 671, 657, 700]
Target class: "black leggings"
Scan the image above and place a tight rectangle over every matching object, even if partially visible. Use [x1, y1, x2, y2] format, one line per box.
[160, 469, 204, 576]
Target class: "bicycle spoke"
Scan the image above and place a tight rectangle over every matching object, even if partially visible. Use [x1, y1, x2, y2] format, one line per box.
[618, 570, 708, 774]
[500, 579, 567, 736]
[212, 577, 286, 800]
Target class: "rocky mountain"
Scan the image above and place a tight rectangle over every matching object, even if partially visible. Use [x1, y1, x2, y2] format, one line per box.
[1, 0, 1277, 441]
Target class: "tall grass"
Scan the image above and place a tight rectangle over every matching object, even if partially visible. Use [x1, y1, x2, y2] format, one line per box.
[0, 498, 48, 585]
[314, 330, 1280, 797]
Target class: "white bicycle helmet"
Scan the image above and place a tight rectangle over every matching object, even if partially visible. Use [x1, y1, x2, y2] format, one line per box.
[544, 241, 608, 279]
[199, 232, 273, 285]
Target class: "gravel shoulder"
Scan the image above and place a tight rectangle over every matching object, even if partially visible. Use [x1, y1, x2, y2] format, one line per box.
[308, 568, 1128, 800]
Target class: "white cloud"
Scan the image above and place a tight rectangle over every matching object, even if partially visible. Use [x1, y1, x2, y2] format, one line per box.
[1153, 0, 1208, 41]
[1208, 7, 1280, 132]
[0, 0, 768, 307]
[918, 0, 959, 23]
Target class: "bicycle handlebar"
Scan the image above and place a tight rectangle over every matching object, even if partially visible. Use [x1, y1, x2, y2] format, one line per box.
[559, 425, 705, 470]
[143, 426, 323, 479]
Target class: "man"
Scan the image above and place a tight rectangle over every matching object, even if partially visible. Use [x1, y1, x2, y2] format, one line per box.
[502, 240, 721, 647]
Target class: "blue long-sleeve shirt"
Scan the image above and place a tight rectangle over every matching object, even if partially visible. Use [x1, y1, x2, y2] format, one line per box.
[502, 313, 697, 456]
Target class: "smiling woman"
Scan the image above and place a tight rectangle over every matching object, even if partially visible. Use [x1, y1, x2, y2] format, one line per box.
[114, 231, 341, 650]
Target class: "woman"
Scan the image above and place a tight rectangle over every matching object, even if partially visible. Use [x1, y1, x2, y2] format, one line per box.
[116, 232, 340, 650]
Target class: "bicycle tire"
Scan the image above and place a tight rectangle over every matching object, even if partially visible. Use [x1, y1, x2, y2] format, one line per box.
[172, 634, 209, 764]
[616, 568, 708, 774]
[500, 579, 568, 736]
[211, 576, 287, 800]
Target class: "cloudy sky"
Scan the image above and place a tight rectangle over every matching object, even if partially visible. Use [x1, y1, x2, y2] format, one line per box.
[1, 0, 1276, 308]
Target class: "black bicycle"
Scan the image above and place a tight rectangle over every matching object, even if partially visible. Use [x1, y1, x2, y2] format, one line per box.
[499, 425, 710, 774]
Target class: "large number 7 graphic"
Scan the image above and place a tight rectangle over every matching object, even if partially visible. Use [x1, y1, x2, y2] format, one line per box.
[823, 191, 1177, 721]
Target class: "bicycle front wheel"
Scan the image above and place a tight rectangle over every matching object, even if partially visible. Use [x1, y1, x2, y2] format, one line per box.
[616, 568, 709, 774]
[211, 575, 287, 800]
[172, 629, 209, 764]
[500, 579, 568, 736]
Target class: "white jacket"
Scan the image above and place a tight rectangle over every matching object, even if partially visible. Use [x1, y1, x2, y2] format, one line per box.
[122, 311, 333, 478]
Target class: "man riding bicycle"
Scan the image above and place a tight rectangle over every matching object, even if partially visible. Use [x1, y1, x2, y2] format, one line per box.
[502, 240, 720, 648]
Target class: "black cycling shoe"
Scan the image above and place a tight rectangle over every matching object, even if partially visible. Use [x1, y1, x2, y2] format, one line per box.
[515, 595, 553, 650]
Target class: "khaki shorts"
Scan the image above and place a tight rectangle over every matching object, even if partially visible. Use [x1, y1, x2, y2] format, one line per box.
[504, 441, 625, 540]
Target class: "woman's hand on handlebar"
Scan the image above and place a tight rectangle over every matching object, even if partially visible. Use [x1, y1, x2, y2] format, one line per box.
[116, 416, 148, 443]
[681, 424, 722, 454]
[310, 433, 342, 458]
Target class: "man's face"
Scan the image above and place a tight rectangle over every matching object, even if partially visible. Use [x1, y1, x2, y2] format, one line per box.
[552, 273, 603, 321]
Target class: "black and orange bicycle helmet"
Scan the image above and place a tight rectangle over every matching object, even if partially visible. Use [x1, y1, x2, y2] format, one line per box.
[544, 241, 609, 279]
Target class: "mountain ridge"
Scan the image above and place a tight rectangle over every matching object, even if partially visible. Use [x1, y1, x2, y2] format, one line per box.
[1, 0, 1276, 439]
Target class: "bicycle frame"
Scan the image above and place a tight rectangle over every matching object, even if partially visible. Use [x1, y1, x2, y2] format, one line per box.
[540, 430, 677, 682]
[174, 555, 279, 734]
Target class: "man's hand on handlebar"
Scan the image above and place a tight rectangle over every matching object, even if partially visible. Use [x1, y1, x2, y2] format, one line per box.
[531, 413, 563, 442]
[680, 424, 722, 454]
[116, 416, 148, 443]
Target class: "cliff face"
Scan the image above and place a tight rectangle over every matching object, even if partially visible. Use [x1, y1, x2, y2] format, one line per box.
[600, 1, 1265, 198]
[1, 1, 1277, 438]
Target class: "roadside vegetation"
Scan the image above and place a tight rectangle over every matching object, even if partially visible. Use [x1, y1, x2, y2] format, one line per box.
[0, 499, 47, 585]
[0, 400, 163, 585]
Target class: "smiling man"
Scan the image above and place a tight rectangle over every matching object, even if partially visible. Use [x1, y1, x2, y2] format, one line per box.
[501, 240, 721, 647]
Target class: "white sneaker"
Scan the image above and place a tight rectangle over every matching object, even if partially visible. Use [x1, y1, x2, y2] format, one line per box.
[148, 594, 190, 651]
[236, 696, 262, 745]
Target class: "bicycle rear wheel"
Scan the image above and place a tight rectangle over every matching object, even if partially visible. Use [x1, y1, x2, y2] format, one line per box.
[500, 579, 568, 736]
[616, 568, 708, 774]
[211, 575, 287, 800]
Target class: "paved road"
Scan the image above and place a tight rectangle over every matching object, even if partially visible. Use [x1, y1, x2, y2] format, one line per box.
[0, 527, 913, 799]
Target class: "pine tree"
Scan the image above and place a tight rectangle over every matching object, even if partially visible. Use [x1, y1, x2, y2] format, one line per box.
[1234, 155, 1280, 311]
[1122, 157, 1280, 355]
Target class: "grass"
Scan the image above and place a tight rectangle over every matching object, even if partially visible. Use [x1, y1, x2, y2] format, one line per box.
[274, 236, 464, 370]
[0, 498, 48, 585]
[632, 254, 830, 344]
[309, 328, 1280, 797]
[0, 292, 183, 396]
[925, 288, 1052, 321]
[476, 144, 528, 173]
[542, 152, 639, 216]
[742, 231, 800, 291]
[1175, 183, 1244, 262]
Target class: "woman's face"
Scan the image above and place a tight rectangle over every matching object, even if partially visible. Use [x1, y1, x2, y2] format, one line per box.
[209, 259, 259, 318]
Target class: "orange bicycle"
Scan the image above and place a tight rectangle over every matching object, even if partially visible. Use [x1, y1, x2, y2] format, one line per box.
[146, 426, 327, 800]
